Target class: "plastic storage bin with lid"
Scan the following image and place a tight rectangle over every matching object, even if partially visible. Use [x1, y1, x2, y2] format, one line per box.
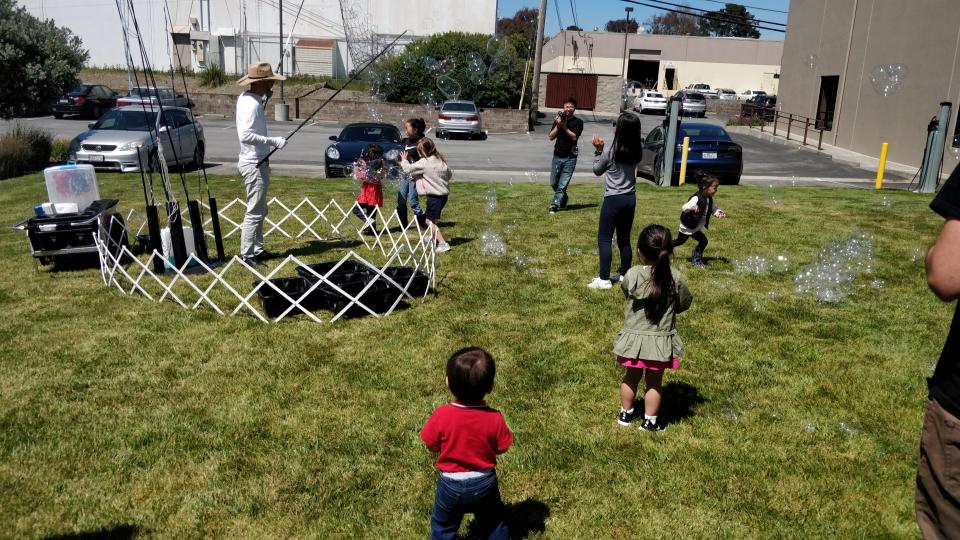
[43, 164, 100, 213]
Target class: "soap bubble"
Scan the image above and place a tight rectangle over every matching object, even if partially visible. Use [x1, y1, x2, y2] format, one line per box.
[802, 422, 817, 433]
[881, 196, 892, 208]
[385, 149, 400, 162]
[479, 229, 506, 256]
[402, 52, 417, 69]
[794, 232, 874, 303]
[721, 408, 741, 421]
[871, 278, 886, 289]
[486, 35, 509, 58]
[910, 246, 924, 262]
[734, 255, 770, 274]
[384, 165, 407, 185]
[423, 56, 439, 73]
[807, 54, 817, 69]
[436, 56, 456, 75]
[512, 253, 530, 268]
[565, 246, 583, 256]
[436, 76, 461, 99]
[467, 58, 486, 85]
[418, 90, 440, 110]
[953, 147, 960, 159]
[838, 421, 858, 435]
[484, 189, 497, 215]
[869, 64, 908, 97]
[366, 103, 383, 122]
[771, 254, 790, 273]
[524, 170, 539, 183]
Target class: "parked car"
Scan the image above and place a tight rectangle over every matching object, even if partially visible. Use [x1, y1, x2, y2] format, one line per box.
[672, 90, 708, 117]
[741, 95, 778, 121]
[116, 86, 192, 109]
[52, 84, 119, 119]
[685, 83, 716, 97]
[739, 89, 767, 101]
[716, 89, 737, 100]
[324, 122, 404, 178]
[637, 122, 743, 186]
[633, 90, 668, 114]
[68, 106, 205, 172]
[436, 100, 485, 140]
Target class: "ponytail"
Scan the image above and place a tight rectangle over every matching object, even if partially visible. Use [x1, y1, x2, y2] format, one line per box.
[637, 224, 675, 324]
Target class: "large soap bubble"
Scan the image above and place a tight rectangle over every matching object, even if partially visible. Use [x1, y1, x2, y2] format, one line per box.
[423, 56, 439, 73]
[869, 64, 908, 97]
[418, 90, 440, 110]
[486, 35, 509, 58]
[436, 75, 461, 100]
[436, 56, 456, 75]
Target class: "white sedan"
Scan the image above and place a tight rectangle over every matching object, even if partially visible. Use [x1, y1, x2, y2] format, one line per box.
[633, 91, 668, 114]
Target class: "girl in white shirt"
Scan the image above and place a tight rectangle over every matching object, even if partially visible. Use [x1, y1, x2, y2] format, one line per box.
[675, 172, 727, 267]
[401, 138, 453, 253]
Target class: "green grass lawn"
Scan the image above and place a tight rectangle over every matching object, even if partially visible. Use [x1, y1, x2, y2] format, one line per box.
[0, 171, 950, 538]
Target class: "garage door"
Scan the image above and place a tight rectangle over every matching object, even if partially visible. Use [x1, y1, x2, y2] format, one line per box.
[294, 39, 335, 77]
[545, 73, 598, 110]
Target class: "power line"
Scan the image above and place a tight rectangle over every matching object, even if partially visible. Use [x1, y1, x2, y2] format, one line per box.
[695, 0, 788, 15]
[645, 0, 786, 27]
[620, 0, 786, 33]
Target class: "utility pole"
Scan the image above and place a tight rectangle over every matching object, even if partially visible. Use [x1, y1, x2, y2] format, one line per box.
[621, 7, 633, 79]
[529, 0, 548, 131]
[279, 0, 284, 101]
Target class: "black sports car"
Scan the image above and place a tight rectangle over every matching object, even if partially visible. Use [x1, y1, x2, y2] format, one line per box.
[52, 83, 119, 119]
[324, 123, 405, 178]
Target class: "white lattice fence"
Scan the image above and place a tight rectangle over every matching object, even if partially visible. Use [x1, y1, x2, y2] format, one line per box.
[98, 198, 436, 323]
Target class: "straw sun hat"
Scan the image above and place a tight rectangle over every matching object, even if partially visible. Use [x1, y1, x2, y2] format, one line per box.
[236, 61, 287, 85]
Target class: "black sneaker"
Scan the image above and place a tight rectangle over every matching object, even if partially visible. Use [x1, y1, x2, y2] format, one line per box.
[240, 256, 265, 268]
[617, 410, 638, 426]
[253, 250, 279, 261]
[638, 418, 665, 432]
[549, 206, 558, 214]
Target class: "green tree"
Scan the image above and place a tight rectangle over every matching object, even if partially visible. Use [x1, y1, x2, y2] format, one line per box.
[496, 7, 539, 45]
[605, 18, 640, 33]
[372, 32, 528, 109]
[0, 0, 89, 118]
[566, 25, 583, 31]
[698, 3, 760, 38]
[645, 7, 707, 36]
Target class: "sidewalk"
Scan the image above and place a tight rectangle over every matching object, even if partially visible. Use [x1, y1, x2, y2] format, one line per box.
[725, 124, 922, 179]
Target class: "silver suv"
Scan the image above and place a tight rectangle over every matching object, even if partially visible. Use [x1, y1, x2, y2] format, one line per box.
[673, 91, 707, 118]
[436, 100, 484, 140]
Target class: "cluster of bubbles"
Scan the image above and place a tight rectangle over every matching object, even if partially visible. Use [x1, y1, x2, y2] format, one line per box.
[794, 232, 874, 303]
[838, 421, 859, 436]
[484, 188, 498, 215]
[871, 278, 886, 289]
[734, 254, 790, 274]
[881, 196, 892, 209]
[910, 246, 924, 262]
[765, 184, 782, 205]
[869, 64, 908, 97]
[466, 52, 486, 85]
[479, 229, 506, 256]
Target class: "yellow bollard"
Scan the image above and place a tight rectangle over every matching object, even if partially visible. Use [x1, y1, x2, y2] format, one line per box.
[875, 142, 889, 190]
[679, 136, 691, 186]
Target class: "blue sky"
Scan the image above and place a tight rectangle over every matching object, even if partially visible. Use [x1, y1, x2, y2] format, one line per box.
[496, 0, 791, 40]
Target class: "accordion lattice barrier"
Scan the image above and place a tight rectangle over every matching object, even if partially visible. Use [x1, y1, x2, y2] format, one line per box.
[95, 197, 436, 323]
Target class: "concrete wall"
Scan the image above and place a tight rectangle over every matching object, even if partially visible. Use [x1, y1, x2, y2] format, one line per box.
[779, 0, 960, 168]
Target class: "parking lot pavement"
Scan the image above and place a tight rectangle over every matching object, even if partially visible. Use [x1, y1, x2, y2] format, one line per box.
[2, 112, 911, 188]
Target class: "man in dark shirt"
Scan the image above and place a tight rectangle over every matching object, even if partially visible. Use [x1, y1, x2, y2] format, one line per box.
[917, 162, 960, 538]
[547, 96, 584, 214]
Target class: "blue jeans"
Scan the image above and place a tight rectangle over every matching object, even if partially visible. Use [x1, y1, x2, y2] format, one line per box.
[549, 155, 577, 209]
[430, 473, 509, 540]
[397, 178, 423, 226]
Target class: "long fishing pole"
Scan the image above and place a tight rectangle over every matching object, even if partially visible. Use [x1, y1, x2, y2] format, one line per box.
[256, 30, 407, 168]
[114, 0, 166, 272]
[160, 0, 218, 262]
[127, 0, 191, 268]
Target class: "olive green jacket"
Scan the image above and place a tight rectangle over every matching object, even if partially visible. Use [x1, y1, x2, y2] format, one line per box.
[613, 265, 693, 361]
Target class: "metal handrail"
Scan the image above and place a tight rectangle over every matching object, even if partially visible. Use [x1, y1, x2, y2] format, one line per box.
[744, 106, 825, 150]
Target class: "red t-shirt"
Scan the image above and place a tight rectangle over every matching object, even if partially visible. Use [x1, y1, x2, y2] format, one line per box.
[420, 402, 513, 473]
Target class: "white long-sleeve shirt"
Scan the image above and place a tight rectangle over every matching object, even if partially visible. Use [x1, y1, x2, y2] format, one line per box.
[679, 194, 723, 235]
[236, 91, 277, 164]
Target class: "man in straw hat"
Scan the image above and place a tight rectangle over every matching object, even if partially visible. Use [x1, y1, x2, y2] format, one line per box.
[236, 61, 287, 265]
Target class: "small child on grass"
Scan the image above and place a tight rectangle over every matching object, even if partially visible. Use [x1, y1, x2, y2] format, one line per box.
[420, 347, 512, 539]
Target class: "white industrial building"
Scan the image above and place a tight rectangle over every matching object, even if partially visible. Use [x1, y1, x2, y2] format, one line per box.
[20, 0, 497, 79]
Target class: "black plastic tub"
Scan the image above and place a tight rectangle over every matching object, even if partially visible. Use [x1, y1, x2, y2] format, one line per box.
[296, 260, 371, 283]
[254, 277, 324, 318]
[381, 267, 430, 297]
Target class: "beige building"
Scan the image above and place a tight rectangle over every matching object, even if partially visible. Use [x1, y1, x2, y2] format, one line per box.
[539, 31, 783, 115]
[779, 0, 960, 169]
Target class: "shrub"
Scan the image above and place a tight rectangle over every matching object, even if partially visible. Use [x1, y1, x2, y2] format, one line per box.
[0, 123, 53, 179]
[726, 115, 766, 127]
[50, 138, 72, 162]
[197, 64, 226, 87]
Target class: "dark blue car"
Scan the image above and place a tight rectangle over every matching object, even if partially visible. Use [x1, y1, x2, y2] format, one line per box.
[637, 122, 743, 185]
[324, 122, 404, 178]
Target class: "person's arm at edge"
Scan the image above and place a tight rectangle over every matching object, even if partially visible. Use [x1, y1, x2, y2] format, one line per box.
[927, 219, 960, 301]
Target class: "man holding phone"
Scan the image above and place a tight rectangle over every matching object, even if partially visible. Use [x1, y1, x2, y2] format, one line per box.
[547, 97, 584, 214]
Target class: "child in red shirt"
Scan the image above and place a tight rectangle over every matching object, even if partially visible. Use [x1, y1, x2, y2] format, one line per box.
[420, 347, 512, 540]
[352, 143, 385, 234]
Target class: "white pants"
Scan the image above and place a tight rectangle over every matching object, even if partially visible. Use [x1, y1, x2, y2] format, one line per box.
[238, 161, 270, 258]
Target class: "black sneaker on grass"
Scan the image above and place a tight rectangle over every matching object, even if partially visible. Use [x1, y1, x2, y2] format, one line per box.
[617, 410, 638, 426]
[638, 418, 665, 432]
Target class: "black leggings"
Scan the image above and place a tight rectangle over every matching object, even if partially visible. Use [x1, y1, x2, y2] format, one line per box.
[597, 193, 636, 280]
[674, 230, 708, 254]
